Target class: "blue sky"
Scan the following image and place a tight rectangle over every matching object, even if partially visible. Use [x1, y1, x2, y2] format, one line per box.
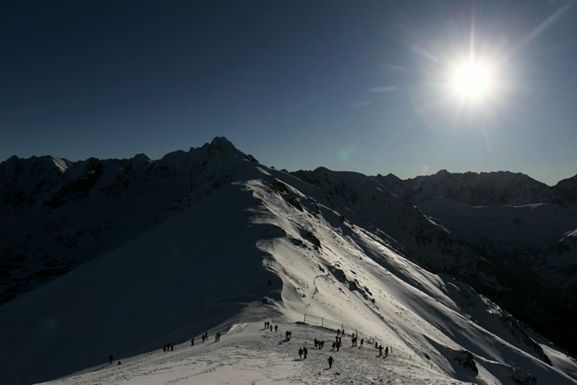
[1, 0, 576, 185]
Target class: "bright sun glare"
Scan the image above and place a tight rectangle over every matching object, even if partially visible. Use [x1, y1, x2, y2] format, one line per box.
[448, 58, 497, 103]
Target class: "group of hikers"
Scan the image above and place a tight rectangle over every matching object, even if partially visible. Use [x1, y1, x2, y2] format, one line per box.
[163, 330, 222, 354]
[107, 320, 391, 371]
[263, 321, 393, 370]
[264, 320, 278, 332]
[377, 344, 390, 357]
[190, 331, 217, 347]
[313, 338, 325, 349]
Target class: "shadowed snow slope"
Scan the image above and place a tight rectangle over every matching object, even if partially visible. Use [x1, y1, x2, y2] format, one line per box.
[1, 163, 577, 384]
[0, 181, 283, 384]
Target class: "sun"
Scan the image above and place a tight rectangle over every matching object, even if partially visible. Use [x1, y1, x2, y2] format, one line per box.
[448, 58, 497, 103]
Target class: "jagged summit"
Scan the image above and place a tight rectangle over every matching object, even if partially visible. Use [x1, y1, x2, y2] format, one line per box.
[374, 172, 403, 191]
[207, 135, 236, 149]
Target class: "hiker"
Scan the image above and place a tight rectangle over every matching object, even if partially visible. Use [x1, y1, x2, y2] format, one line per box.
[320, 340, 324, 349]
[375, 341, 378, 349]
[170, 343, 174, 351]
[303, 347, 308, 359]
[328, 356, 334, 369]
[108, 354, 114, 364]
[274, 325, 278, 332]
[313, 338, 318, 349]
[378, 345, 383, 357]
[336, 329, 341, 337]
[385, 346, 389, 356]
[298, 348, 303, 359]
[360, 338, 364, 347]
[269, 325, 273, 331]
[191, 337, 195, 346]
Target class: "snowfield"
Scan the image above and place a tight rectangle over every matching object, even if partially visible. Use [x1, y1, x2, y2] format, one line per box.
[1, 140, 577, 385]
[47, 320, 479, 385]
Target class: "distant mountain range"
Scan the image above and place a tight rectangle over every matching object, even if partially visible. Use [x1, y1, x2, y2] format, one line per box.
[1, 137, 576, 384]
[377, 168, 577, 207]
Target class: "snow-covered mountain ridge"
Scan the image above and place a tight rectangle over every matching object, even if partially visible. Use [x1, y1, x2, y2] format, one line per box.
[1, 138, 576, 384]
[371, 169, 577, 357]
[0, 137, 257, 304]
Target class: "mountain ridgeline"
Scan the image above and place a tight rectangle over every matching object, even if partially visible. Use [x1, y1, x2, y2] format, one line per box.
[1, 137, 577, 384]
[0, 137, 257, 304]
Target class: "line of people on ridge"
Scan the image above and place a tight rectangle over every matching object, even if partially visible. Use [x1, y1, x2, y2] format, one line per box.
[164, 330, 223, 354]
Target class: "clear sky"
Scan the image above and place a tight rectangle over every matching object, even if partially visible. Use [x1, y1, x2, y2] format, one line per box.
[1, 0, 576, 185]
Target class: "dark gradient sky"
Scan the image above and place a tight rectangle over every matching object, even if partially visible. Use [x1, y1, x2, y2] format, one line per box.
[1, 0, 576, 184]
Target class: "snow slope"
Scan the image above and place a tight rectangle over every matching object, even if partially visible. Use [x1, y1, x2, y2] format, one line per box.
[375, 169, 577, 355]
[1, 161, 577, 384]
[47, 321, 484, 385]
